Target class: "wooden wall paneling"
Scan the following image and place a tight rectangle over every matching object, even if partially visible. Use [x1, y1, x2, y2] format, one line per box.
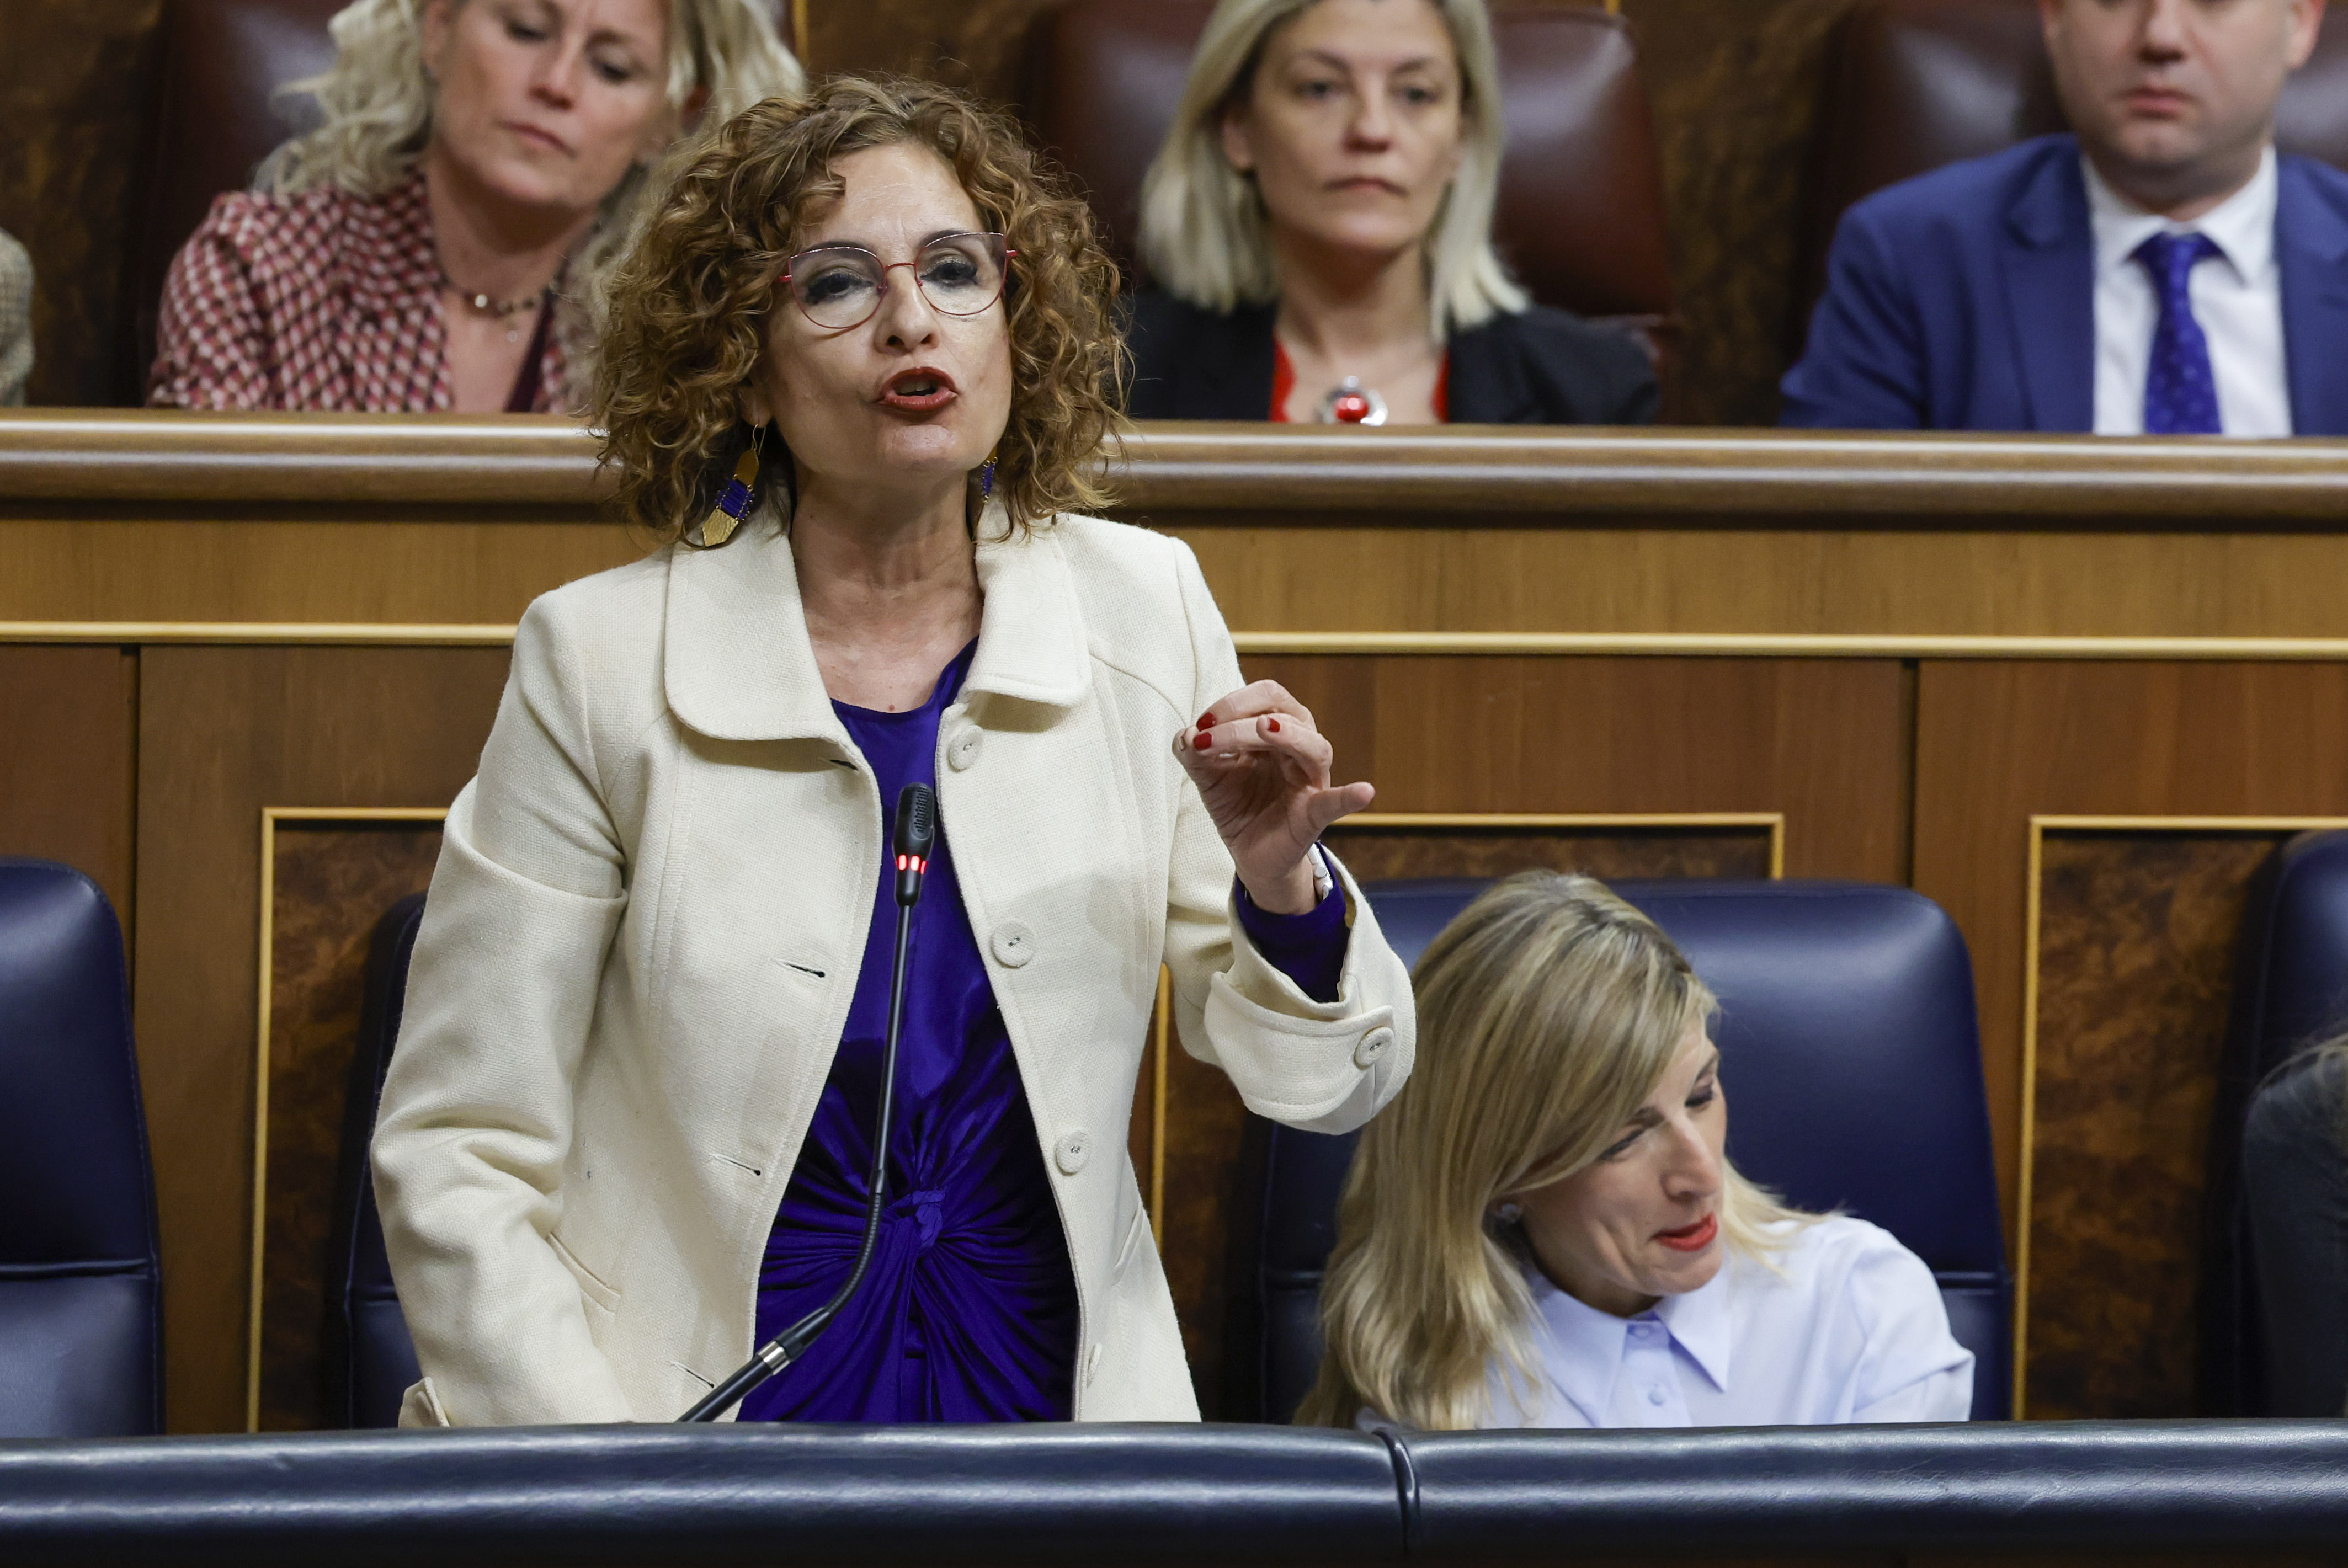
[0, 0, 167, 407]
[0, 520, 639, 627]
[0, 644, 136, 924]
[1615, 0, 1855, 424]
[1250, 654, 1908, 881]
[1160, 525, 2348, 643]
[1149, 652, 1905, 1415]
[1911, 662, 2348, 1420]
[135, 646, 511, 1433]
[254, 814, 445, 1432]
[1325, 814, 1780, 881]
[2018, 822, 2336, 1422]
[23, 516, 2348, 643]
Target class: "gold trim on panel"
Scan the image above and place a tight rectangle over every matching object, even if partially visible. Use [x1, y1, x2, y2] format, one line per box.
[0, 623, 517, 647]
[2012, 812, 2348, 1421]
[1237, 632, 2348, 660]
[248, 806, 450, 1432]
[16, 623, 2348, 659]
[1339, 811, 1787, 879]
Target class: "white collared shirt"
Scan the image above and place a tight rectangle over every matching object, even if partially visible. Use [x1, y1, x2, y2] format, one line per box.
[1465, 1215, 1973, 1429]
[2086, 146, 2291, 436]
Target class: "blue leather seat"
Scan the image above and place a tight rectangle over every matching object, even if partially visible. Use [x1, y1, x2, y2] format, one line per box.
[320, 893, 424, 1429]
[2203, 830, 2348, 1415]
[1240, 877, 2010, 1423]
[0, 858, 162, 1437]
[9, 1421, 2348, 1560]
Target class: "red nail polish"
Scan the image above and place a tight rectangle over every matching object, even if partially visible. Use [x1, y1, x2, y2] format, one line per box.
[1266, 717, 1280, 733]
[1192, 731, 1212, 750]
[1197, 712, 1216, 730]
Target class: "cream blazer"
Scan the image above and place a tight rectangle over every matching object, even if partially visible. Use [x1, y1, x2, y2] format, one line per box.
[372, 509, 1416, 1427]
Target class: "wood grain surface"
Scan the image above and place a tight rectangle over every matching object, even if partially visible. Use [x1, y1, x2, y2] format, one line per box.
[1913, 662, 2348, 1344]
[133, 646, 509, 1434]
[257, 822, 443, 1431]
[2024, 829, 2282, 1421]
[9, 413, 2348, 521]
[0, 0, 166, 407]
[0, 644, 136, 924]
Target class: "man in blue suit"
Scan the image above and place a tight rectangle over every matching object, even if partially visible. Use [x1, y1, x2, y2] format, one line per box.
[1783, 0, 2346, 435]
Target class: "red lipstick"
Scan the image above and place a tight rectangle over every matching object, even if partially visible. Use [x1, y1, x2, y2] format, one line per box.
[1655, 1214, 1718, 1253]
[878, 366, 958, 413]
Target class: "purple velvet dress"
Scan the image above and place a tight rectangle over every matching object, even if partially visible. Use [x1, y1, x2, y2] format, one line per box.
[739, 642, 1346, 1423]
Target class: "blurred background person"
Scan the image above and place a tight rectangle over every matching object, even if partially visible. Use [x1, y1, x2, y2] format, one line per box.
[1300, 871, 1971, 1431]
[1783, 0, 2340, 434]
[1126, 0, 1655, 426]
[0, 228, 29, 405]
[148, 0, 801, 413]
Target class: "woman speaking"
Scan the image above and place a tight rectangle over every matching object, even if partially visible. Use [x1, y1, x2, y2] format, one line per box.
[371, 77, 1415, 1426]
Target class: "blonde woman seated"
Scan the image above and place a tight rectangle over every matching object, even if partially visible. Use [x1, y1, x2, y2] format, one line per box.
[1128, 0, 1654, 425]
[150, 0, 799, 412]
[1302, 872, 1973, 1430]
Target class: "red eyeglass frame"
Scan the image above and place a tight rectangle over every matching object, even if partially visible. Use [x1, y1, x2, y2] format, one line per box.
[778, 232, 1020, 330]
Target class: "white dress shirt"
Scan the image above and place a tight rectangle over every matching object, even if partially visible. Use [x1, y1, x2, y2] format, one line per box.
[1468, 1215, 1973, 1428]
[2086, 146, 2291, 436]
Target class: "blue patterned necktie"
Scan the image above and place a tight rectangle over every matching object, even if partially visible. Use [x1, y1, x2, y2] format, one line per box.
[2134, 231, 2224, 435]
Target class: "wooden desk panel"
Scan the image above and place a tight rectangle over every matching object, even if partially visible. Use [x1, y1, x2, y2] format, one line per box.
[7, 416, 2348, 641]
[8, 413, 2348, 1430]
[133, 646, 510, 1433]
[0, 645, 135, 921]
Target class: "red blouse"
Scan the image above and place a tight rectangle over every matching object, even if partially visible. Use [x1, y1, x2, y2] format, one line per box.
[148, 172, 569, 413]
[1269, 338, 1449, 422]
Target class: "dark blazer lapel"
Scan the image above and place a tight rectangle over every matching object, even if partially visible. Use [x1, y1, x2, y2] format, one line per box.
[1176, 302, 1279, 420]
[1998, 140, 2096, 432]
[1444, 319, 1534, 424]
[2277, 156, 2348, 436]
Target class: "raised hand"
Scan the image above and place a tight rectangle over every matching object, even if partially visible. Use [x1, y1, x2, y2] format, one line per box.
[1174, 680, 1375, 914]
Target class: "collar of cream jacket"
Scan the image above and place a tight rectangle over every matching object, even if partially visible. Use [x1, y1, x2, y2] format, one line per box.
[663, 499, 1093, 742]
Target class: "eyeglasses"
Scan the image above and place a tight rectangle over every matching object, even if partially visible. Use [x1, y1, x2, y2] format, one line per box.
[780, 232, 1016, 332]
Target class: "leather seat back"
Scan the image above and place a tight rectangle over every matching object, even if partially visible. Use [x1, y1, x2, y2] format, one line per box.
[2203, 830, 2348, 1414]
[0, 858, 162, 1437]
[1025, 0, 1675, 319]
[122, 0, 343, 400]
[1793, 0, 2348, 350]
[321, 893, 424, 1428]
[1243, 876, 2010, 1424]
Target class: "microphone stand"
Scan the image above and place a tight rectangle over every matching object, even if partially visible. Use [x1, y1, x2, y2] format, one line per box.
[680, 783, 935, 1422]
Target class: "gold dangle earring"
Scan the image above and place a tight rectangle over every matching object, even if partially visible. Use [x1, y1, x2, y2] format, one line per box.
[977, 448, 998, 502]
[701, 429, 763, 546]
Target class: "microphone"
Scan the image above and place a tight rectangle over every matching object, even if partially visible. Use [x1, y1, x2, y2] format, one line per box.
[680, 782, 936, 1422]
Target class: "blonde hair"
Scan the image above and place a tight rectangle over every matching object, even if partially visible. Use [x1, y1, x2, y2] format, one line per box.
[1135, 0, 1526, 338]
[1297, 871, 1815, 1431]
[255, 0, 803, 359]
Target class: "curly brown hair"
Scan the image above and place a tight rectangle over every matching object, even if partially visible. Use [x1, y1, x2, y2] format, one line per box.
[593, 76, 1126, 544]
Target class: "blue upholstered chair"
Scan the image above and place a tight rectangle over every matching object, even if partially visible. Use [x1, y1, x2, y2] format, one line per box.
[0, 858, 162, 1437]
[1238, 877, 2011, 1423]
[2202, 830, 2348, 1415]
[321, 893, 424, 1428]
